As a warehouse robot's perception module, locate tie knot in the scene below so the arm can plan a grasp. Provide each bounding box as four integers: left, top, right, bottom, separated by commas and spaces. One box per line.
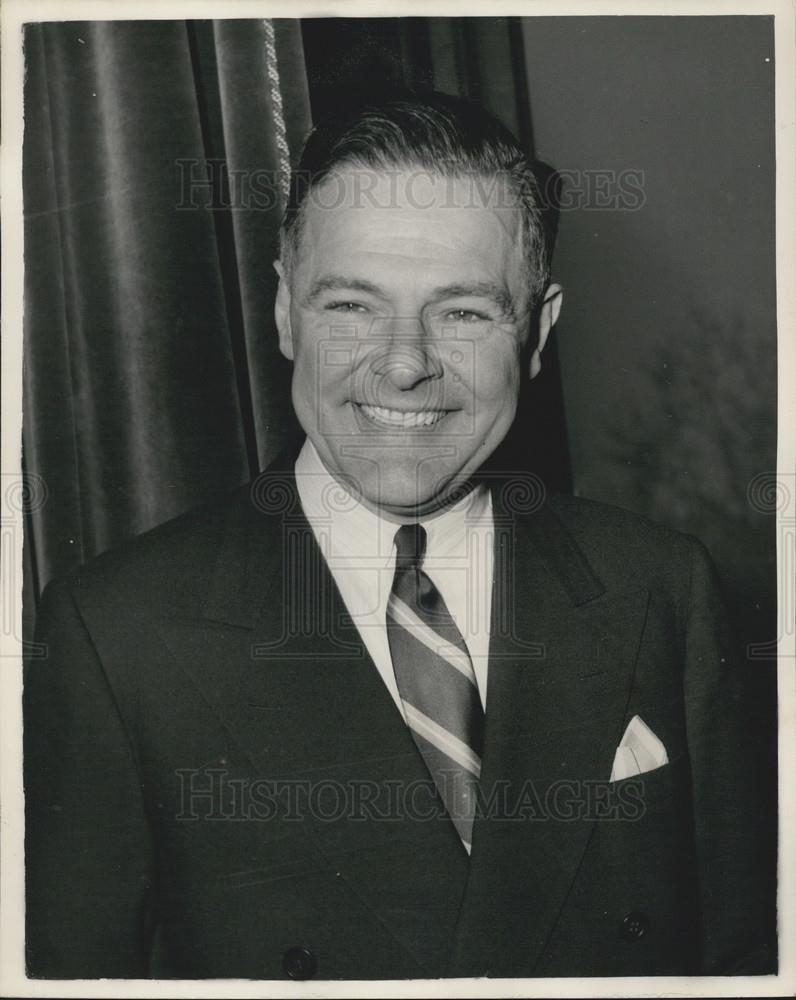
394, 523, 427, 571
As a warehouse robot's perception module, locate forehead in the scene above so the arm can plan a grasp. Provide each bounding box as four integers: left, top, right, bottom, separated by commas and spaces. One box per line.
294, 167, 525, 285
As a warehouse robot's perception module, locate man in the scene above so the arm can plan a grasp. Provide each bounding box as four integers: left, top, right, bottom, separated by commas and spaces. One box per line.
24, 92, 775, 980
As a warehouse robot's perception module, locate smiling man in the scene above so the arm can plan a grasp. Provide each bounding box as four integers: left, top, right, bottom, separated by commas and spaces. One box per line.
274, 143, 561, 519
24, 92, 775, 981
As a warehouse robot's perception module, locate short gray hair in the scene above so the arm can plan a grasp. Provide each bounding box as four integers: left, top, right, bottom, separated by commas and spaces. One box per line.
279, 91, 558, 311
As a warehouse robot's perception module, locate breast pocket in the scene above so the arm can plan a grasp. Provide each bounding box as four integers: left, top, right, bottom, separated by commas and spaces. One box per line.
607, 752, 691, 817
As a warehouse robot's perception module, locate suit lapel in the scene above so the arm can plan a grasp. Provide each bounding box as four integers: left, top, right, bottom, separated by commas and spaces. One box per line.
448, 488, 649, 977
156, 454, 469, 976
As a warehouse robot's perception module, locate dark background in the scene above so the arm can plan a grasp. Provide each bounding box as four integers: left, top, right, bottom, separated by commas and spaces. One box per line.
22, 13, 777, 862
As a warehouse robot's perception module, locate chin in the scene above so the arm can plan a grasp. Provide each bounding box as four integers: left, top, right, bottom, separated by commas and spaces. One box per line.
369, 471, 467, 517
360, 484, 426, 514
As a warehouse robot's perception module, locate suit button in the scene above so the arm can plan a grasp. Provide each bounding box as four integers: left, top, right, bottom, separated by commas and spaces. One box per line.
282, 945, 317, 980
620, 911, 650, 941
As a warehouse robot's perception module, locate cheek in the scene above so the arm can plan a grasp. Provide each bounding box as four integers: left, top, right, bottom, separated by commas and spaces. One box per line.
472, 339, 522, 410
290, 313, 332, 384
290, 317, 359, 423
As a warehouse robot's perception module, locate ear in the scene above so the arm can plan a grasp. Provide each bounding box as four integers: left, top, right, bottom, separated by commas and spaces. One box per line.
529, 282, 563, 379
273, 259, 294, 361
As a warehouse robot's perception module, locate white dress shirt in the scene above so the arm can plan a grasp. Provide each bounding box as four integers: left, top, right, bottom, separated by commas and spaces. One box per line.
294, 438, 494, 713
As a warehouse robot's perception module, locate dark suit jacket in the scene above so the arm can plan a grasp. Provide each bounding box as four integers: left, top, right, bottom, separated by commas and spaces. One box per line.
23, 450, 776, 979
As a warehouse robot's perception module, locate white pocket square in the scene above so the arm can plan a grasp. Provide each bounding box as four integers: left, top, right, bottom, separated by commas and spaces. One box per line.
610, 715, 669, 781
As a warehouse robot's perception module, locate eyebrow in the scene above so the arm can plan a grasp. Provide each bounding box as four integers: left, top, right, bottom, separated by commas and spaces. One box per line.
304, 275, 518, 321
429, 282, 517, 322
303, 276, 389, 306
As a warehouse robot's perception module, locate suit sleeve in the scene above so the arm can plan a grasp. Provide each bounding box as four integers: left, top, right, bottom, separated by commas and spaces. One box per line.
24, 578, 155, 978
683, 537, 777, 975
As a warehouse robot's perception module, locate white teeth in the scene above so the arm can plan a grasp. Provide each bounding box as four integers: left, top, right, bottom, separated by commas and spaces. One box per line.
359, 404, 446, 428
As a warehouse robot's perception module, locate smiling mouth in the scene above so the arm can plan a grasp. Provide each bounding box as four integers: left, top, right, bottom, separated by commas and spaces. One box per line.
356, 403, 449, 429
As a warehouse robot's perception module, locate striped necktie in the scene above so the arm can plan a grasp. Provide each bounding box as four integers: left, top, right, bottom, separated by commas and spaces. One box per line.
386, 523, 485, 852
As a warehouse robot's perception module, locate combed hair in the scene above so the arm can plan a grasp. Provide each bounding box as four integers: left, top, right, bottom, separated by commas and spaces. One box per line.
280, 91, 557, 310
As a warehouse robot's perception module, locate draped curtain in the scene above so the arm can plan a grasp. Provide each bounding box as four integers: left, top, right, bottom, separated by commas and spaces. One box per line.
22, 16, 570, 638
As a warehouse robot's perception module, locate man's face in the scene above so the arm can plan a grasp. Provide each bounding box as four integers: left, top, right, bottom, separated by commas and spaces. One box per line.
275, 167, 557, 519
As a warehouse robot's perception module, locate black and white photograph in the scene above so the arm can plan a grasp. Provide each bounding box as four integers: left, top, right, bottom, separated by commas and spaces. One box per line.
2, 1, 793, 995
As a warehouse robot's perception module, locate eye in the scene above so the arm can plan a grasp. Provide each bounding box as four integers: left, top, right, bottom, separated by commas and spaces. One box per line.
327, 301, 369, 314
444, 309, 490, 323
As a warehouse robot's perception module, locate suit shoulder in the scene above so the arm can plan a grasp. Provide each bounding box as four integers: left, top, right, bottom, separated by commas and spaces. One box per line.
543, 491, 703, 581
45, 484, 253, 611
545, 491, 691, 542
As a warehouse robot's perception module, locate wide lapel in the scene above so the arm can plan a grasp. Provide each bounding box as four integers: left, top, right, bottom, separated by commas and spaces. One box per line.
448, 482, 650, 977
156, 450, 470, 976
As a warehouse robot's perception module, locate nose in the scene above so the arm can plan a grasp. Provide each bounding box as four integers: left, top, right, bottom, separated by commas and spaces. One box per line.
367, 319, 442, 393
